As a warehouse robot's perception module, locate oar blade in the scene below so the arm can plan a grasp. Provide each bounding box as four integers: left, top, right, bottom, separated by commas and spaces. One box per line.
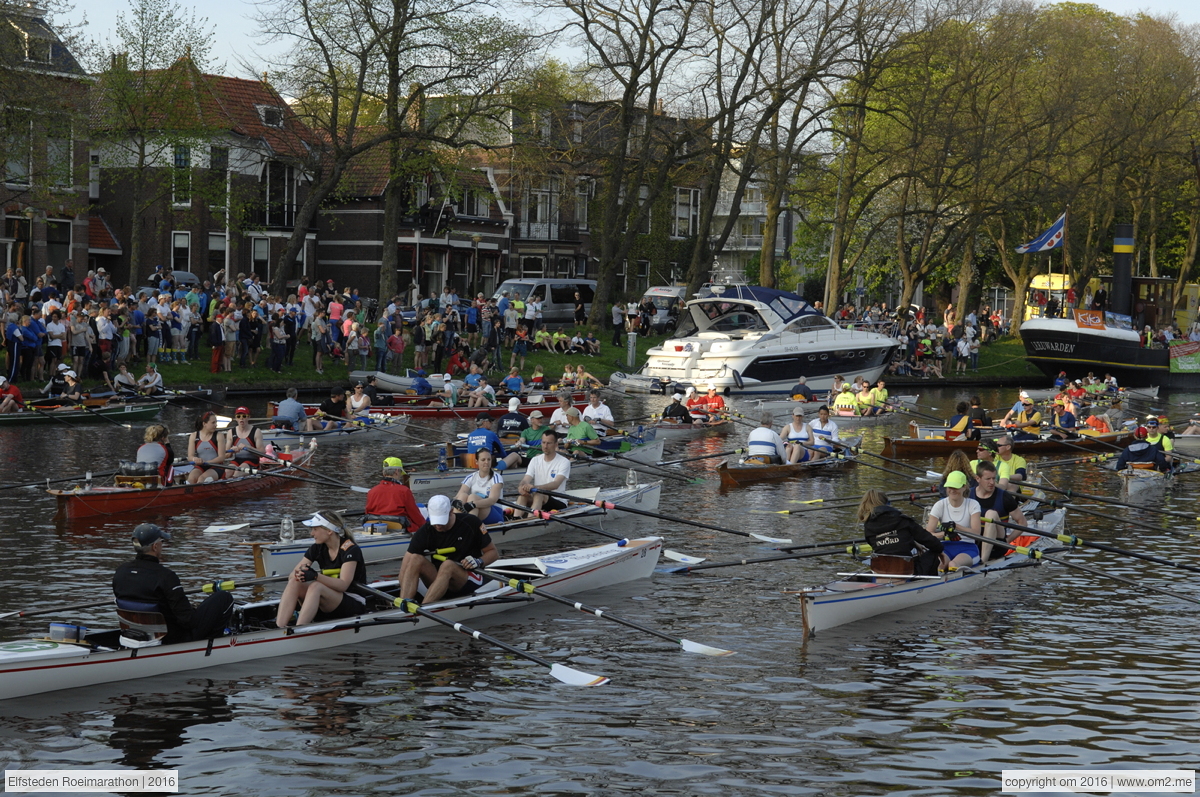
750, 533, 793, 544
549, 663, 610, 686
680, 638, 736, 657
350, 486, 370, 493
202, 523, 250, 534
663, 550, 705, 564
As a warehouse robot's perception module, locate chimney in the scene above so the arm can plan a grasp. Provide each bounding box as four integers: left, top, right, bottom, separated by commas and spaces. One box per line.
1110, 223, 1133, 316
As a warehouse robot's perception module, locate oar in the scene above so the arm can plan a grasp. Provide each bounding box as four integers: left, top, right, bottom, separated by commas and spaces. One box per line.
473, 567, 734, 656
356, 583, 610, 686
1042, 432, 1125, 455
978, 516, 1200, 575
1007, 480, 1200, 521
948, 527, 1200, 606
0, 468, 121, 491
163, 387, 226, 407
208, 463, 370, 493
495, 499, 704, 565
1034, 453, 1118, 469
784, 487, 942, 511
531, 487, 794, 544
827, 439, 925, 473
247, 447, 369, 491
76, 403, 135, 429
658, 448, 747, 466
659, 543, 873, 574
337, 414, 437, 444
202, 509, 366, 535
25, 404, 80, 427
570, 451, 695, 484
608, 450, 702, 482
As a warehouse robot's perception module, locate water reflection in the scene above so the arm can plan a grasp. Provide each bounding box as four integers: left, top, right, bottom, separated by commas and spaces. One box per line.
106, 684, 233, 768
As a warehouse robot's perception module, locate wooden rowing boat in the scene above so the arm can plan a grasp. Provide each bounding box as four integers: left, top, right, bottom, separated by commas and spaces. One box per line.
716, 437, 863, 487
247, 481, 663, 577
797, 498, 1066, 637
0, 401, 167, 427
882, 429, 1129, 458
649, 418, 733, 436
0, 536, 663, 699
49, 448, 318, 520
261, 413, 412, 447
268, 395, 588, 421
407, 437, 665, 494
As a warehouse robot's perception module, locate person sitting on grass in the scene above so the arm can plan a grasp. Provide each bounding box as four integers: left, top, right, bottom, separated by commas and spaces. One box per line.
534, 326, 553, 351
568, 331, 586, 354
584, 330, 600, 355
551, 328, 571, 353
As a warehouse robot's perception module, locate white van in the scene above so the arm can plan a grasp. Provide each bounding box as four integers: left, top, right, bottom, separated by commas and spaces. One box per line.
492, 279, 597, 326
638, 286, 688, 333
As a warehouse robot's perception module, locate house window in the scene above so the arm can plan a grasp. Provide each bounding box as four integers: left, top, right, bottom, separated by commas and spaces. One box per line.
172, 145, 191, 206
89, 153, 100, 199
463, 189, 489, 218
556, 256, 572, 277
258, 106, 284, 128
636, 259, 650, 293
521, 256, 545, 278
421, 250, 446, 297
23, 33, 51, 63
636, 185, 650, 235
210, 146, 229, 172
4, 110, 31, 186
4, 217, 31, 271
208, 232, 227, 274
537, 110, 552, 142
172, 232, 190, 270
673, 187, 700, 238
575, 179, 591, 229
261, 161, 295, 227
570, 105, 584, 144
45, 221, 71, 271
252, 237, 270, 277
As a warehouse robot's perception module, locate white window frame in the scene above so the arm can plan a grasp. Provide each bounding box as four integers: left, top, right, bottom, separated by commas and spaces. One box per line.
172, 145, 191, 207
172, 231, 191, 271
4, 110, 32, 187
88, 152, 100, 200
252, 237, 270, 280
673, 187, 700, 238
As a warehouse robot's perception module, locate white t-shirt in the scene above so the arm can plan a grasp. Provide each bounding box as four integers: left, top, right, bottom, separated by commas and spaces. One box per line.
747, 427, 787, 460
549, 406, 572, 433
461, 470, 503, 500
581, 402, 614, 435
45, 320, 66, 348
929, 497, 981, 528
526, 453, 571, 491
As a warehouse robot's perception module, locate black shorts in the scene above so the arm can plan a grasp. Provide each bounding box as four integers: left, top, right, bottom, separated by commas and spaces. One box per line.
466, 323, 478, 333
316, 591, 367, 620
71, 346, 87, 357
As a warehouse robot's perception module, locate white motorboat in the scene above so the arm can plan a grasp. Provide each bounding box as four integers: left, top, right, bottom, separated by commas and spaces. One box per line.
0, 537, 664, 699
608, 285, 900, 395
261, 412, 412, 447
250, 481, 664, 576
349, 369, 462, 394
1020, 384, 1159, 402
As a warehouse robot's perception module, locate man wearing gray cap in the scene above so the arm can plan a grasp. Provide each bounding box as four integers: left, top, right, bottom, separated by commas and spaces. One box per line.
112, 524, 234, 644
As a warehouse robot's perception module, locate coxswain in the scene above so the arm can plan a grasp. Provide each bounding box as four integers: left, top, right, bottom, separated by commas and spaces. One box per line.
809, 405, 840, 460
967, 395, 991, 435
496, 396, 531, 439
1006, 396, 1042, 441
135, 423, 176, 484
1115, 426, 1167, 472
859, 489, 949, 577
0, 375, 24, 413
1046, 398, 1077, 439
661, 392, 693, 424
347, 382, 372, 417
274, 387, 307, 431
364, 457, 425, 529
946, 401, 972, 441
398, 495, 499, 605
136, 362, 164, 396
747, 411, 788, 464
306, 388, 348, 432
1143, 416, 1174, 468
113, 523, 234, 644
58, 370, 84, 403
833, 384, 859, 415
994, 434, 1027, 490
467, 413, 522, 470
225, 407, 265, 467
788, 376, 814, 402
453, 448, 507, 524
580, 389, 617, 436
969, 460, 1027, 562
43, 362, 70, 397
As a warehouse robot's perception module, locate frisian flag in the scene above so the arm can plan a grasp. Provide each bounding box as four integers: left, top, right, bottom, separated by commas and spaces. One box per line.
1015, 212, 1066, 253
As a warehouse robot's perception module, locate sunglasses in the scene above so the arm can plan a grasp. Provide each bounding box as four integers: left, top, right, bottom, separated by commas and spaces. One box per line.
235, 413, 249, 419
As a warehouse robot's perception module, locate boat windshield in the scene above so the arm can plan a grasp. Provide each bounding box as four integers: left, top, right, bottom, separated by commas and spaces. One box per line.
682, 300, 771, 335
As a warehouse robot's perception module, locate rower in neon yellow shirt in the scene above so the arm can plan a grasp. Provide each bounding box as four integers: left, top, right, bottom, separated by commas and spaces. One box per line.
833, 384, 859, 414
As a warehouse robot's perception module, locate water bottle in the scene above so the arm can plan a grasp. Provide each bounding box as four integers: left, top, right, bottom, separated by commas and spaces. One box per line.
438, 447, 448, 472
264, 442, 276, 459
635, 425, 644, 446
626, 467, 637, 489
279, 517, 294, 543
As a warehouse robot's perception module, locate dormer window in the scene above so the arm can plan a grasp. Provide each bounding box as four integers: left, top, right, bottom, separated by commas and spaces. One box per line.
257, 105, 284, 128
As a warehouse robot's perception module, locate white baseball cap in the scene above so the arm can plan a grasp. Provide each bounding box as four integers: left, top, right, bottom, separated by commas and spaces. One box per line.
1019, 391, 1030, 399
302, 511, 338, 528
443, 374, 452, 382
685, 386, 696, 396
427, 495, 452, 525
57, 363, 70, 371
672, 393, 683, 401
508, 397, 520, 410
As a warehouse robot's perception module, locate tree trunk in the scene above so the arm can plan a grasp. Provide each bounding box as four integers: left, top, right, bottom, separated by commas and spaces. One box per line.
758, 190, 781, 288
271, 162, 345, 298
954, 232, 974, 325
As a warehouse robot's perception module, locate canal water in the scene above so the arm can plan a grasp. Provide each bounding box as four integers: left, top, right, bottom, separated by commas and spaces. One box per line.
0, 386, 1196, 796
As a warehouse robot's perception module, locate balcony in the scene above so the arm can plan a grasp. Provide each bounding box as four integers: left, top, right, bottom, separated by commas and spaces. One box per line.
514, 221, 580, 242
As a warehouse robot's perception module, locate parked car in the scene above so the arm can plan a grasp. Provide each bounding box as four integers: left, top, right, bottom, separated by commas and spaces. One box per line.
638, 286, 688, 333
133, 270, 200, 300
492, 278, 597, 326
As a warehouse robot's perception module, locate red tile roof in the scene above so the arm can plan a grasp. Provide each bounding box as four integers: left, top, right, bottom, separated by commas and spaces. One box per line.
88, 215, 121, 254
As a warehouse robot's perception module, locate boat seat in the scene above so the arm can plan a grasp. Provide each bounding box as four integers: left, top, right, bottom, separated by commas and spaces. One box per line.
870, 555, 915, 576
115, 599, 167, 648
1129, 461, 1158, 469
744, 455, 774, 465
115, 475, 160, 488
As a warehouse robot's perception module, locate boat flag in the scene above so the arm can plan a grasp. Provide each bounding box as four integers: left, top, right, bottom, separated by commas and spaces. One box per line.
1016, 212, 1066, 253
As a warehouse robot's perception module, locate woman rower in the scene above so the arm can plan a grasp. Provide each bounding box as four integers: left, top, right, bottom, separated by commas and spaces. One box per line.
859, 489, 949, 577
941, 449, 977, 494
59, 369, 84, 404
574, 364, 601, 389
186, 410, 227, 483
135, 424, 176, 484
781, 406, 814, 464
925, 471, 983, 568
347, 381, 372, 417
274, 510, 367, 627
453, 448, 506, 524
225, 406, 264, 468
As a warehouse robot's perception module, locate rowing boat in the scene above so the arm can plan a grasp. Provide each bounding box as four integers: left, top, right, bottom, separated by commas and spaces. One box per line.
1021, 385, 1159, 401
882, 429, 1129, 458
407, 438, 665, 494
716, 436, 863, 487
27, 388, 214, 408
0, 536, 663, 700
648, 418, 733, 436
750, 394, 919, 416
797, 498, 1066, 637
247, 480, 663, 577
268, 395, 588, 421
49, 448, 318, 520
261, 413, 412, 447
0, 401, 166, 427
1100, 460, 1200, 494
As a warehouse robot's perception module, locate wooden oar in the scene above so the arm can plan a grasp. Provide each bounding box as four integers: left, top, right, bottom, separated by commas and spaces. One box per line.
0, 468, 121, 491
473, 567, 734, 656
76, 402, 135, 429
658, 448, 747, 467
978, 516, 1200, 575
495, 499, 704, 565
659, 543, 873, 574
948, 527, 1200, 606
356, 583, 610, 686
532, 487, 794, 544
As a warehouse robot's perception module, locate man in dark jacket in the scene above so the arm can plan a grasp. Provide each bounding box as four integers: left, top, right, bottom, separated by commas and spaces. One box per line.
112, 524, 233, 644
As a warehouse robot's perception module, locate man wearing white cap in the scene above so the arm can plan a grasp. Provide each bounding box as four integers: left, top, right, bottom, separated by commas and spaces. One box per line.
497, 396, 530, 437
697, 382, 726, 417
661, 392, 692, 424
438, 373, 459, 407
0, 375, 24, 413
398, 494, 498, 605
43, 362, 71, 397
1001, 391, 1031, 426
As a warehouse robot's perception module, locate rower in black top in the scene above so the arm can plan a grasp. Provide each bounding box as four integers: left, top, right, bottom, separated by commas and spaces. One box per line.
398, 495, 499, 605
661, 393, 693, 424
968, 460, 1027, 561
112, 523, 233, 644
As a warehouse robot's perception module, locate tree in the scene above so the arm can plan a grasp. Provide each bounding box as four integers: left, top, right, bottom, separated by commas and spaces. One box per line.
90, 0, 220, 284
